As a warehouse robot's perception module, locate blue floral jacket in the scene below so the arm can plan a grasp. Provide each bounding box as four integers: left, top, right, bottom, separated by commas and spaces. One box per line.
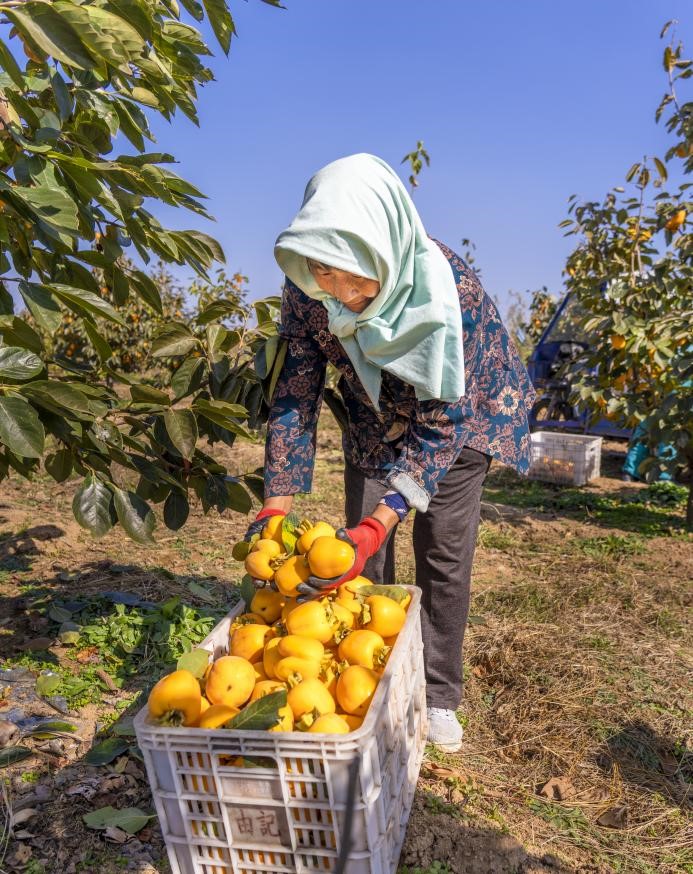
264, 240, 535, 512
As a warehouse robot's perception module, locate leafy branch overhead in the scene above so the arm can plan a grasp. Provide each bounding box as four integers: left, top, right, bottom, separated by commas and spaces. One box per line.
401, 140, 430, 192
0, 0, 284, 540
560, 22, 692, 526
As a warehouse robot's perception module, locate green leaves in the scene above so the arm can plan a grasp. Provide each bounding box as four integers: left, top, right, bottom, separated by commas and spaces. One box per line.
83, 805, 152, 835
52, 285, 125, 326
226, 690, 287, 731
164, 491, 190, 531
0, 395, 45, 457
202, 0, 236, 54
164, 408, 198, 460
72, 476, 114, 537
113, 487, 156, 544
0, 347, 43, 381
84, 737, 130, 766
0, 0, 284, 543
151, 323, 198, 357
176, 648, 210, 678
0, 746, 33, 768
5, 2, 95, 70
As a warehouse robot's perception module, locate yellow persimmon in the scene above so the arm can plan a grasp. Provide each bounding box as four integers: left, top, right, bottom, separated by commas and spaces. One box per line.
250, 679, 286, 703
274, 554, 311, 598
205, 656, 255, 708
244, 550, 274, 581
336, 666, 379, 717
250, 588, 284, 623
262, 515, 285, 546
196, 703, 239, 729
296, 521, 336, 555
251, 538, 282, 557
308, 713, 350, 734
285, 600, 336, 644
362, 595, 406, 638
263, 636, 284, 680
229, 623, 273, 663
278, 635, 325, 662
307, 537, 354, 579
148, 669, 201, 727
287, 678, 336, 720
338, 630, 389, 669
275, 656, 322, 685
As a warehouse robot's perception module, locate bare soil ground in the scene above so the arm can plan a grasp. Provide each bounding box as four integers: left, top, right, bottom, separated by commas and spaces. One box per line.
0, 417, 691, 874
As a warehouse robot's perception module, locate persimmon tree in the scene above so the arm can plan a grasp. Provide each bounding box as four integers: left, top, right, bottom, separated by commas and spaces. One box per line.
0, 0, 285, 542
560, 23, 692, 527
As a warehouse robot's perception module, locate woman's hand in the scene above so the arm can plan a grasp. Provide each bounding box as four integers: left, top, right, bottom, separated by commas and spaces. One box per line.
297, 517, 387, 599
243, 497, 293, 541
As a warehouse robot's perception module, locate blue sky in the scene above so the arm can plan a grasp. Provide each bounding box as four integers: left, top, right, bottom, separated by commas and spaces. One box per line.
149, 0, 692, 316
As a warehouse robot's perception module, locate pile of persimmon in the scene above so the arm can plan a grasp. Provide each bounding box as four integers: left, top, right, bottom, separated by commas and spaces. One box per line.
147, 570, 410, 735
233, 516, 364, 598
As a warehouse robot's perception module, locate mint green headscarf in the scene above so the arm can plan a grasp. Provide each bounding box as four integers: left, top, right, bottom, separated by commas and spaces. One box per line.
274, 153, 465, 409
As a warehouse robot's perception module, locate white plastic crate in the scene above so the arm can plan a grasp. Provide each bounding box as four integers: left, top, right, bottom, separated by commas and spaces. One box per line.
134, 587, 426, 874
528, 431, 603, 486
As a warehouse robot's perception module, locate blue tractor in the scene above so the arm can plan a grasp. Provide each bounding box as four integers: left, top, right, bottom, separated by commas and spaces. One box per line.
526, 292, 632, 440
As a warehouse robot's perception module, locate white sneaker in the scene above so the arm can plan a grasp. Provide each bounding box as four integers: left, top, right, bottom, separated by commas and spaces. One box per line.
426, 707, 463, 752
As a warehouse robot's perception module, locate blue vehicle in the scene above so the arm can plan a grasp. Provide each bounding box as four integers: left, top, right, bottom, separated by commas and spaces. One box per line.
526, 292, 632, 440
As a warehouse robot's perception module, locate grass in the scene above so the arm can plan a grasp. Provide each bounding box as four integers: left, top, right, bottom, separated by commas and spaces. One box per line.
482, 471, 688, 537
399, 864, 453, 874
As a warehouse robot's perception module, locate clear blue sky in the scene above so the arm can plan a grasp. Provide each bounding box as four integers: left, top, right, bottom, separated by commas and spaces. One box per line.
148, 0, 691, 316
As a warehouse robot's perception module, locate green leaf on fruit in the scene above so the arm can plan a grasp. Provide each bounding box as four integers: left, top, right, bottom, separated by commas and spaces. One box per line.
240, 575, 256, 609
176, 648, 210, 678
225, 690, 287, 731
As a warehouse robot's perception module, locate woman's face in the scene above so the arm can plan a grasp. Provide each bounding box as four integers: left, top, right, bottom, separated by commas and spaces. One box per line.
306, 258, 381, 313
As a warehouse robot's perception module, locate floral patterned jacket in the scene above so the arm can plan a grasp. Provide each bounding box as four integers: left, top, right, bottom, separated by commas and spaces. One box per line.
264, 240, 535, 512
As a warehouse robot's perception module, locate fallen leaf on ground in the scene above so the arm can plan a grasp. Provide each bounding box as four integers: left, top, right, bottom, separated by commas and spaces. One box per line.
84, 737, 130, 766
597, 805, 628, 829
0, 745, 33, 767
104, 825, 129, 843
0, 718, 20, 748
422, 762, 460, 779
538, 776, 575, 802
9, 843, 32, 865
83, 805, 152, 834
12, 807, 38, 826
20, 637, 54, 652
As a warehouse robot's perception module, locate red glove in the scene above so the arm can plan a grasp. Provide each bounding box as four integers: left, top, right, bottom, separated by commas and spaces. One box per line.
244, 507, 286, 542
298, 517, 387, 599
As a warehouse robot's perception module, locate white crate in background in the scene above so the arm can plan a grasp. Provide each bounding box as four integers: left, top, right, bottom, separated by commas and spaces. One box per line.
528, 431, 603, 486
135, 587, 426, 874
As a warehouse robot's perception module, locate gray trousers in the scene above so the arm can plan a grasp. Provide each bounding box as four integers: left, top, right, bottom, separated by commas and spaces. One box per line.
344, 447, 491, 709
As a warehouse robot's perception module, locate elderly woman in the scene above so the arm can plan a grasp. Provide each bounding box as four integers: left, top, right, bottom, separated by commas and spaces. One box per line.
248, 154, 534, 751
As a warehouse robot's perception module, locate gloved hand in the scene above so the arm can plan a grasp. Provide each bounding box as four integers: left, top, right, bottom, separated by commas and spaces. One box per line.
297, 517, 387, 600
244, 507, 286, 542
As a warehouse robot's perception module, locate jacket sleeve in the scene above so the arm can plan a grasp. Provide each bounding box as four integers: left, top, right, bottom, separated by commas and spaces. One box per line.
384, 398, 473, 512
263, 281, 327, 497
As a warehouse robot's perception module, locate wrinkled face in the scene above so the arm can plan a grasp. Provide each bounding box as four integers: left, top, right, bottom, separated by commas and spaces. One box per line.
306, 258, 381, 313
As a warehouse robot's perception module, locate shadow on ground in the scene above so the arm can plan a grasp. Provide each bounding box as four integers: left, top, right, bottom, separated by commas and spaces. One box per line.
400, 791, 572, 873
599, 719, 693, 813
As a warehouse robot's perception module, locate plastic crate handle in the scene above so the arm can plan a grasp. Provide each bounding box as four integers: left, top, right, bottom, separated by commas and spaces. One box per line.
334, 753, 361, 874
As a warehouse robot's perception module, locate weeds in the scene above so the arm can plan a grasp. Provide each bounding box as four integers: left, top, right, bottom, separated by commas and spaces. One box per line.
423, 791, 461, 818
476, 523, 519, 551
399, 864, 452, 874
575, 533, 646, 558
526, 798, 590, 841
